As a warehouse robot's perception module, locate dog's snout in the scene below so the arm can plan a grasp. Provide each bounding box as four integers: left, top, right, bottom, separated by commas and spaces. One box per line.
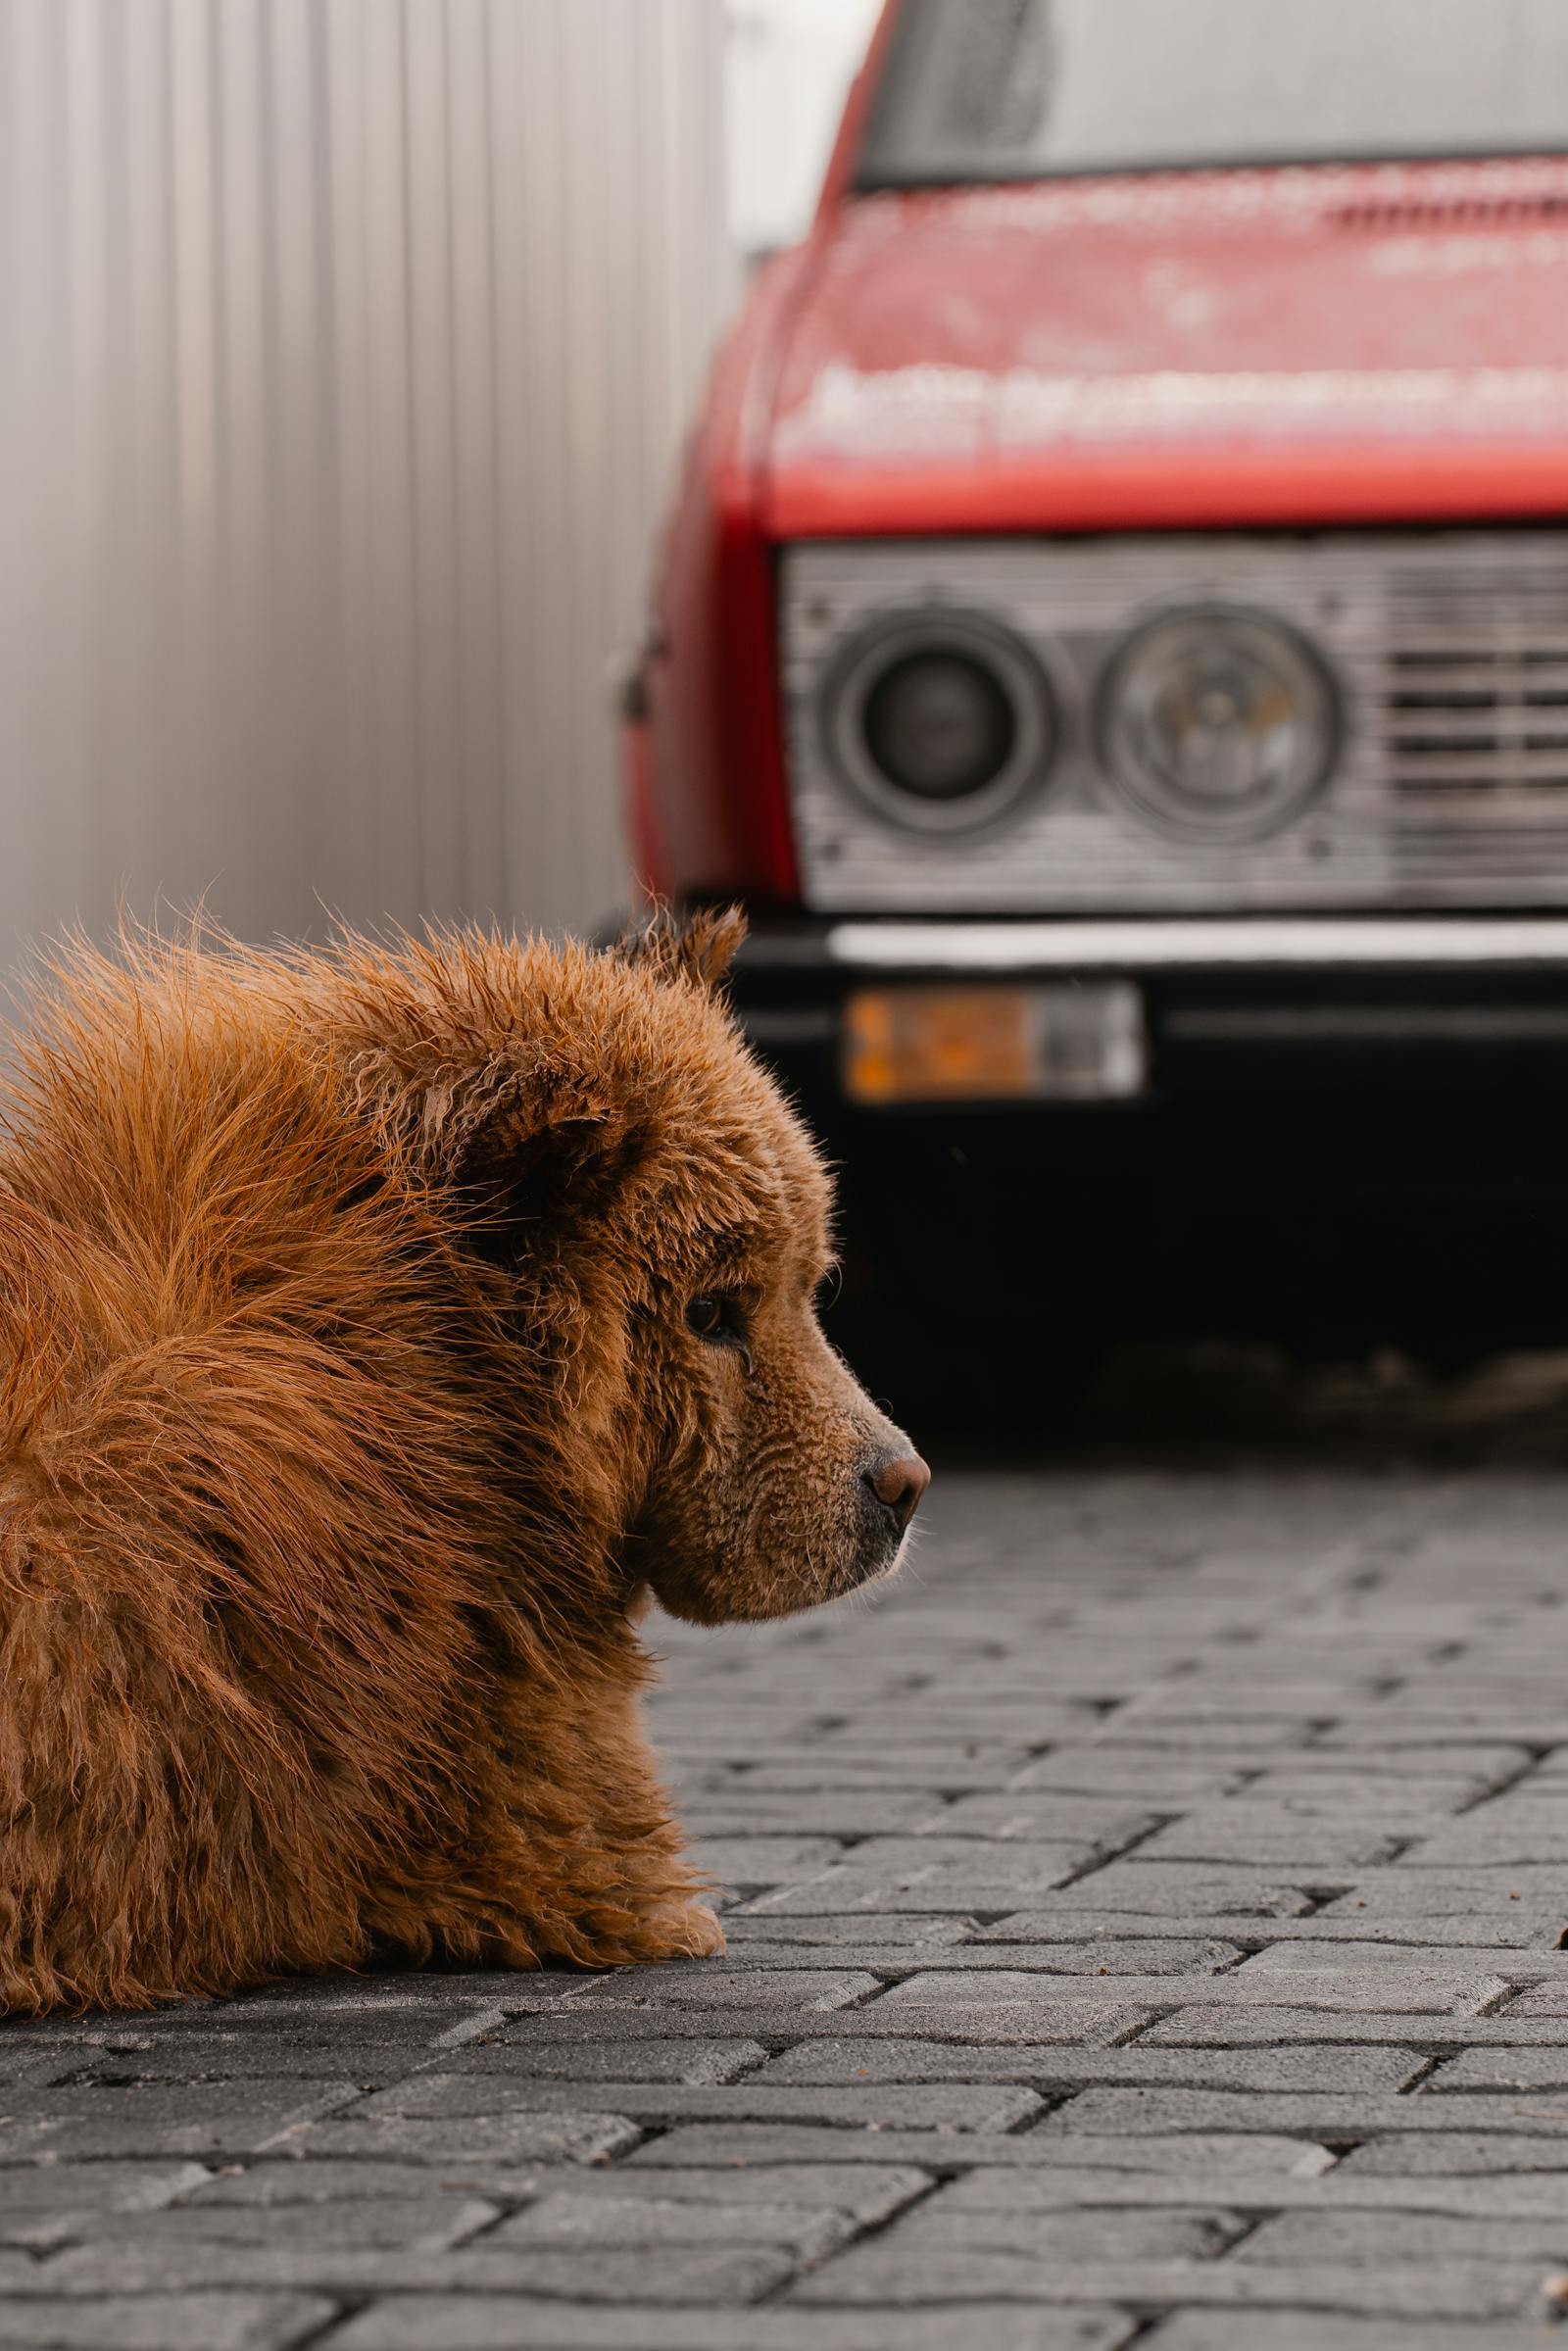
862, 1450, 931, 1537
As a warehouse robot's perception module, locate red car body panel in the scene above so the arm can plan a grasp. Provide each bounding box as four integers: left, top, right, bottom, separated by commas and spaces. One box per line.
635, 250, 808, 904
767, 163, 1568, 541
635, 0, 1568, 906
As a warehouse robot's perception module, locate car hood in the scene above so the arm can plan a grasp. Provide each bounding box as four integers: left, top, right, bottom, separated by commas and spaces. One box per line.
764, 160, 1568, 534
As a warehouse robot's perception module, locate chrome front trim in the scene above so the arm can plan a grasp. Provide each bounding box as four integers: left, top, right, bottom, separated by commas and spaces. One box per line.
825, 918, 1568, 970
782, 532, 1568, 914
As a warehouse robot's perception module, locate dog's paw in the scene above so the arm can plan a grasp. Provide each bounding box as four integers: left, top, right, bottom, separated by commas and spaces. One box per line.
636, 1900, 727, 1961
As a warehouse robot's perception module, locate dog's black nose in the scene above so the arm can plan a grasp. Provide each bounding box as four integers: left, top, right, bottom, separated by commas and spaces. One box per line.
862, 1451, 931, 1537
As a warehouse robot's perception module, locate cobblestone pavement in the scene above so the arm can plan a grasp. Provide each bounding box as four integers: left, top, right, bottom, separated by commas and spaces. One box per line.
7, 1460, 1568, 2347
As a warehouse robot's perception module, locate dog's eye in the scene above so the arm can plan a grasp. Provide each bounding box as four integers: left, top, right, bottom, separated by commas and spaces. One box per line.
687, 1295, 748, 1352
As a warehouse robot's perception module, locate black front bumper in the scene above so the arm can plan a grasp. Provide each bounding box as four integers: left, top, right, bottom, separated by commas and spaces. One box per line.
728, 913, 1568, 1351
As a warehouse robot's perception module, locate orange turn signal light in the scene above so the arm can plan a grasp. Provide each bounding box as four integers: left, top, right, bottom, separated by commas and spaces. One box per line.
842, 984, 1146, 1106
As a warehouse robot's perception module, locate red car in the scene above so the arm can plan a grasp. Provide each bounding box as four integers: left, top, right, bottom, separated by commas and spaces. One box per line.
625, 0, 1568, 1377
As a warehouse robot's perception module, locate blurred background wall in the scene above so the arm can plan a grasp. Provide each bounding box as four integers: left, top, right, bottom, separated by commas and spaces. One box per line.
727, 0, 880, 259
0, 0, 747, 971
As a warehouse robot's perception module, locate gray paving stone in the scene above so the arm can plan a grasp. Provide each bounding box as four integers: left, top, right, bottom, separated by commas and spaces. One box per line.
564, 1969, 880, 2011
880, 1938, 1250, 1975
435, 2037, 765, 2083
882, 2200, 1242, 2257
31, 2240, 796, 2301
232, 1981, 574, 2018
625, 2127, 1335, 2174
680, 1797, 938, 1837
693, 1939, 985, 1971
1385, 1819, 1568, 1868
0, 2161, 211, 2211
59, 2195, 497, 2250
908, 1797, 1164, 1843
1141, 2006, 1568, 2047
185, 2161, 546, 2204
1503, 1982, 1568, 2016
1289, 1868, 1568, 1913
1243, 1766, 1511, 1805
289, 2111, 640, 2165
1337, 2132, 1568, 2172
827, 1834, 1100, 1871
1147, 2322, 1538, 2350
979, 1908, 1568, 1947
1235, 2209, 1568, 2262
735, 1753, 1034, 1792
687, 1837, 852, 1886
719, 1913, 974, 1947
1043, 1867, 1319, 1916
488, 2190, 856, 2257
37, 2039, 489, 2086
1427, 2047, 1568, 2092
1234, 1938, 1554, 1979
787, 2248, 1543, 2316
474, 1997, 1152, 2045
917, 2162, 1568, 2220
744, 1858, 1093, 1914
1007, 1756, 1241, 1799
0, 2082, 358, 2161
16, 2008, 505, 2059
1139, 1745, 1531, 1784
1321, 1713, 1568, 1744
322, 2299, 1141, 2349
872, 1966, 1509, 2015
0, 2298, 336, 2349
1135, 1814, 1404, 1868
1085, 1733, 1315, 1760
0, 2050, 97, 2090
535, 2163, 932, 2219
1046, 2087, 1568, 2134
750, 2040, 1427, 2095
350, 2072, 1045, 2132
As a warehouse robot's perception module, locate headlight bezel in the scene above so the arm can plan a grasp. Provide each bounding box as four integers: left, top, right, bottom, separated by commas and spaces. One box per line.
817, 608, 1062, 840
1096, 602, 1344, 848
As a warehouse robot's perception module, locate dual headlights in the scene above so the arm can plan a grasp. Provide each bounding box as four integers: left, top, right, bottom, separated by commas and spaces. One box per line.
820, 604, 1340, 846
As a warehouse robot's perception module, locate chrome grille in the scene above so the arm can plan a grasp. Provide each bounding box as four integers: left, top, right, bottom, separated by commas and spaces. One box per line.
782, 532, 1568, 914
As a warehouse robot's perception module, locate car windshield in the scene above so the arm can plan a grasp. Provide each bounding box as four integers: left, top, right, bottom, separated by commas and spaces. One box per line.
859, 0, 1568, 184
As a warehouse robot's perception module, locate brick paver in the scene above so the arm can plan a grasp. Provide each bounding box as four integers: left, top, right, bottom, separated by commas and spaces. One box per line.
5, 1460, 1568, 2346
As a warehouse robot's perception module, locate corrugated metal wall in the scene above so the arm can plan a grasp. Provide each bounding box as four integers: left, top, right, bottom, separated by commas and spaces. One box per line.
0, 0, 737, 977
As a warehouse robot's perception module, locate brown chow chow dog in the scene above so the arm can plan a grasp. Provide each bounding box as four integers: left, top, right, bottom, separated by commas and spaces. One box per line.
0, 911, 927, 2014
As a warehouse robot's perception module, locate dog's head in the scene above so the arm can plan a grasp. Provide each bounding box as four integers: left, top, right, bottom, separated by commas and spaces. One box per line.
320, 910, 927, 1625
609, 909, 929, 1624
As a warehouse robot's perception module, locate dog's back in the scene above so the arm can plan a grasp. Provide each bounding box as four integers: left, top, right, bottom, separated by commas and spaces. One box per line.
0, 946, 525, 2010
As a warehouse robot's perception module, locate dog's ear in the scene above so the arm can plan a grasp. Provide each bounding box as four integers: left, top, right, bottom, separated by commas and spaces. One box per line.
309, 929, 664, 1216
311, 943, 622, 1198
362, 1046, 631, 1200
614, 905, 746, 997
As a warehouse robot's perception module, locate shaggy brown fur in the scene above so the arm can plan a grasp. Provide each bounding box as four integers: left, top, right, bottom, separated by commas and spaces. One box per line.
0, 912, 926, 2015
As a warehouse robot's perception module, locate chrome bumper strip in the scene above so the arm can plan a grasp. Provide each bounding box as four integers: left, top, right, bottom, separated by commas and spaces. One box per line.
825, 919, 1568, 972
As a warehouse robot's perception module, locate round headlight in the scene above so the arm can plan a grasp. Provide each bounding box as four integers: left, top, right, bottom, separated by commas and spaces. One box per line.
821, 612, 1058, 836
1098, 607, 1340, 845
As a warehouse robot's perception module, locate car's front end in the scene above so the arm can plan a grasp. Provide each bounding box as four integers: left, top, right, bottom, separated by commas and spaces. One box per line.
627, 0, 1568, 1364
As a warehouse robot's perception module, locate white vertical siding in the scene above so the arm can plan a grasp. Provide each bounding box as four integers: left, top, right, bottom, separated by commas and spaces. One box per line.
0, 0, 737, 977
727, 0, 881, 256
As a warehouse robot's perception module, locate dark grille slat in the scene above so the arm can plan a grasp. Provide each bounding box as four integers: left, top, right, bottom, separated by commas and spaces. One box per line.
1382, 579, 1568, 851
1388, 714, 1568, 745
1388, 753, 1568, 781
